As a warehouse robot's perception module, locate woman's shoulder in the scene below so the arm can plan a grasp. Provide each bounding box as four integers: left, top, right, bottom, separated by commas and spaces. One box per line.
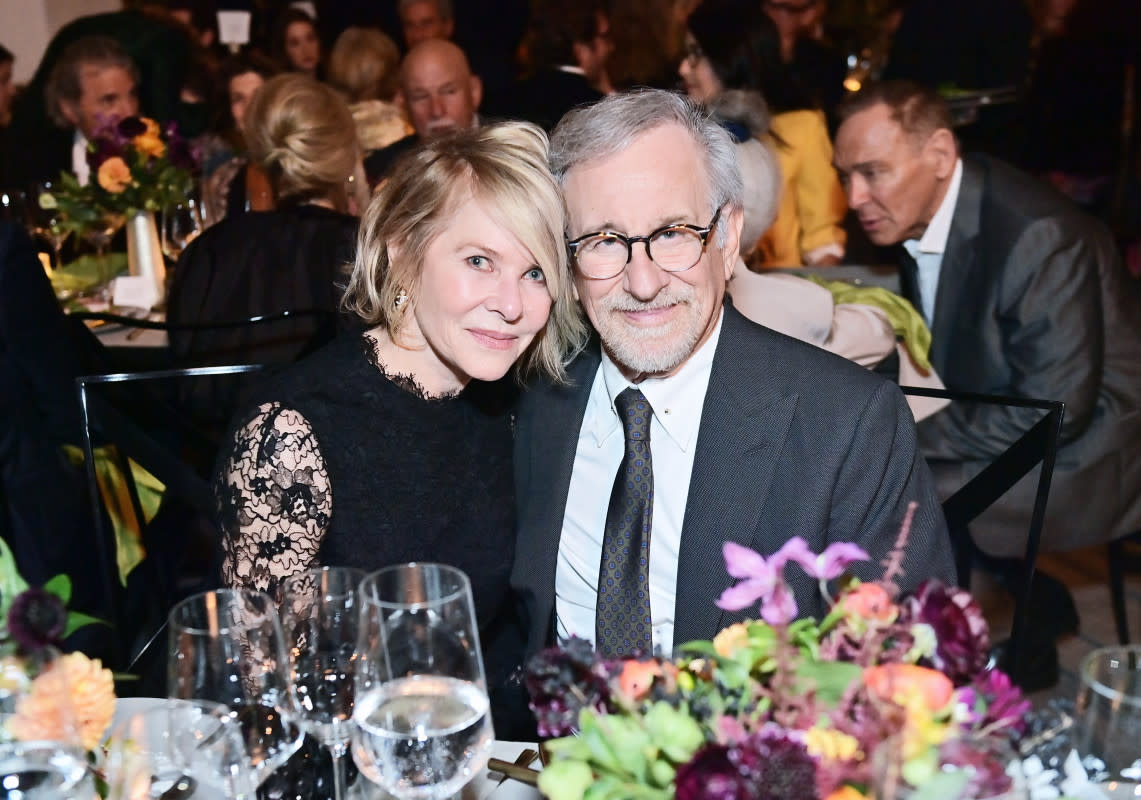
770, 109, 828, 136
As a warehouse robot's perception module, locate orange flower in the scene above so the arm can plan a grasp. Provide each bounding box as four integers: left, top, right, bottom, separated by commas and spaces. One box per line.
825, 787, 868, 800
6, 652, 116, 750
841, 583, 898, 622
864, 663, 954, 711
132, 118, 166, 159
712, 622, 750, 657
97, 156, 132, 193
616, 659, 669, 701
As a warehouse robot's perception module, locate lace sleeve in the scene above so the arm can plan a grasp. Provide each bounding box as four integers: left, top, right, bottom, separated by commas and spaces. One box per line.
217, 403, 333, 597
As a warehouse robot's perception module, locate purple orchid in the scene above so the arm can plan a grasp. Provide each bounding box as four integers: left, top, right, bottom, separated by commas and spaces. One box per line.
716, 542, 778, 613
781, 539, 870, 581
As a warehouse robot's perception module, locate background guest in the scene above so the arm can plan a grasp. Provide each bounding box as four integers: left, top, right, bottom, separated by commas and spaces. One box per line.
605, 0, 685, 90
398, 0, 454, 49
326, 26, 412, 155
682, 0, 846, 267
762, 0, 847, 125
271, 7, 322, 79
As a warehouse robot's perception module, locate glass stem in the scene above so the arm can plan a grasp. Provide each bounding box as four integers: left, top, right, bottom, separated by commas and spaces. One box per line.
329, 741, 348, 800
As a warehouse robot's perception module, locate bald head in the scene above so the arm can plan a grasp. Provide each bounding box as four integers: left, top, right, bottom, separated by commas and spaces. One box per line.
399, 40, 482, 139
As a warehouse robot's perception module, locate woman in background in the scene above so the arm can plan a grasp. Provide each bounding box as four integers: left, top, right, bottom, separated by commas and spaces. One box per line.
681, 0, 847, 267
326, 27, 412, 160
272, 8, 322, 78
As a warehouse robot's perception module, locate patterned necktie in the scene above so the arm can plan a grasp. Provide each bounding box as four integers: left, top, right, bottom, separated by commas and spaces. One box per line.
595, 387, 654, 657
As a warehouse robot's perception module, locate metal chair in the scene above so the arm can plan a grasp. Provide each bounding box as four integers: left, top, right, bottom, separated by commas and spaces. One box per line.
1108, 530, 1141, 643
899, 385, 1066, 683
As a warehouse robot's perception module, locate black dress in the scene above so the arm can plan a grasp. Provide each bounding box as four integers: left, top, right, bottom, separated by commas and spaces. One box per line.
215, 331, 517, 645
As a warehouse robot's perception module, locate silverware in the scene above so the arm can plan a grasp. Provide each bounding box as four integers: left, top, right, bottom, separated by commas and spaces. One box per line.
489, 748, 540, 786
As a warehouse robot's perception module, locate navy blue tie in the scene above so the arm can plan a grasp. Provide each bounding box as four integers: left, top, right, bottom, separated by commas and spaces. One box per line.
595, 388, 654, 656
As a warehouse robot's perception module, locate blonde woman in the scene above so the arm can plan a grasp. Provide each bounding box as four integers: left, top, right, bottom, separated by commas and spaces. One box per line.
326, 27, 412, 154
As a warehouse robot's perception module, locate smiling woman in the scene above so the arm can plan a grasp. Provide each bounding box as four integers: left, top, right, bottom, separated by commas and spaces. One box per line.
214, 121, 585, 733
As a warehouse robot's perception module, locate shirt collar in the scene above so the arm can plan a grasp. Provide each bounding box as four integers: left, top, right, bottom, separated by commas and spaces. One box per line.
586, 307, 724, 452
555, 65, 586, 76
905, 157, 963, 257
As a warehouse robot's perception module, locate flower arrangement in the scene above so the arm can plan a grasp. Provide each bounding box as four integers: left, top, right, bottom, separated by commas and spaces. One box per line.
526, 515, 1031, 800
0, 538, 116, 754
41, 115, 196, 228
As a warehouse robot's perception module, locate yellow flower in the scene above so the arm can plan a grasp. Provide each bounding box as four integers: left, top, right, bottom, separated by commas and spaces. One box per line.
6, 652, 116, 751
713, 622, 749, 657
97, 156, 132, 193
825, 787, 868, 800
804, 726, 862, 762
133, 132, 166, 159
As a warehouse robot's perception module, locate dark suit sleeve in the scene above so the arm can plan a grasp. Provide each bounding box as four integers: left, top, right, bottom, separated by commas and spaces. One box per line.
918, 216, 1104, 460
835, 381, 956, 591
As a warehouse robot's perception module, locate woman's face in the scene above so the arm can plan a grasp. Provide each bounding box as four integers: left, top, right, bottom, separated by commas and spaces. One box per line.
397, 194, 553, 395
678, 36, 722, 103
229, 71, 264, 131
284, 20, 321, 74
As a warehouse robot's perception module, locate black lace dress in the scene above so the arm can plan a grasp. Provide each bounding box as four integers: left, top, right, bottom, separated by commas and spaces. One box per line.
215, 330, 518, 639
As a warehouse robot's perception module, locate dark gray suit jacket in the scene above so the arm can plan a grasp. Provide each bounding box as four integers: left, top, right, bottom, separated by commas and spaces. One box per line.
907, 156, 1141, 555
511, 304, 955, 654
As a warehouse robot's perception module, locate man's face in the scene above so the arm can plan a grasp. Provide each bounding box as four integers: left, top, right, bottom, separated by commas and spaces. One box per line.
572, 13, 612, 87
61, 64, 139, 138
401, 49, 481, 138
833, 103, 951, 246
563, 123, 742, 381
400, 1, 453, 48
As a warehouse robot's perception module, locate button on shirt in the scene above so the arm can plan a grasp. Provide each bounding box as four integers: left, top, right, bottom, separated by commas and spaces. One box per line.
902, 158, 963, 326
555, 309, 723, 656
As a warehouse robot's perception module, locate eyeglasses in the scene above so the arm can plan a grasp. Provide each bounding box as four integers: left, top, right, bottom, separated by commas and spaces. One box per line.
567, 206, 723, 280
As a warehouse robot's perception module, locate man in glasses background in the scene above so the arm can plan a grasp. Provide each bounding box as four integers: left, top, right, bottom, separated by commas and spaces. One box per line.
510, 88, 954, 663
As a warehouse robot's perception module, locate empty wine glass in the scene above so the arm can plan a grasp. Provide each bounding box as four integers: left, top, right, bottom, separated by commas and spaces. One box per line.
279, 567, 366, 800
105, 699, 256, 799
161, 198, 203, 262
81, 209, 126, 302
352, 563, 494, 800
1075, 646, 1141, 783
28, 181, 71, 269
168, 589, 304, 788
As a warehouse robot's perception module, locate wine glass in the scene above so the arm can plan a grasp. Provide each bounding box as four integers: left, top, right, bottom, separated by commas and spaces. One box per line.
161, 198, 203, 262
279, 566, 366, 800
168, 588, 305, 788
28, 181, 72, 269
1075, 646, 1141, 784
352, 563, 494, 800
81, 209, 126, 302
105, 699, 256, 799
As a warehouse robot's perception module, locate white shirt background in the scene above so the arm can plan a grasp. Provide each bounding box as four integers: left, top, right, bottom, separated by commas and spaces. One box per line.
903, 157, 963, 326
554, 309, 723, 655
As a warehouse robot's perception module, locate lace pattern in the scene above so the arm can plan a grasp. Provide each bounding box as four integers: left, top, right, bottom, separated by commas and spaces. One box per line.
360, 332, 461, 401
218, 403, 333, 597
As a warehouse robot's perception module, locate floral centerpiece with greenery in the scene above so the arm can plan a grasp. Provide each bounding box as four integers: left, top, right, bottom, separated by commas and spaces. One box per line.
526, 508, 1033, 800
40, 115, 196, 230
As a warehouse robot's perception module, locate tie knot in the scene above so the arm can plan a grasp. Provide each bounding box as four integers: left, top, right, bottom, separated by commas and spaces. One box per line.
615, 387, 652, 442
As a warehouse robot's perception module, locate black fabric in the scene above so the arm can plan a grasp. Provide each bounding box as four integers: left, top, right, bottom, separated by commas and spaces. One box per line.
898, 248, 922, 319
363, 133, 420, 186
487, 68, 603, 133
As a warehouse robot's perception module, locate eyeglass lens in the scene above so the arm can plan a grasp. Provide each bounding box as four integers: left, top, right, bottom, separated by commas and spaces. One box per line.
576, 227, 705, 279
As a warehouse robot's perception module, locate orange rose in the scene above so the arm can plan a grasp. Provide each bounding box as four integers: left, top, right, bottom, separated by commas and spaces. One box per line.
97, 156, 132, 193
864, 663, 954, 711
841, 583, 898, 622
6, 652, 116, 751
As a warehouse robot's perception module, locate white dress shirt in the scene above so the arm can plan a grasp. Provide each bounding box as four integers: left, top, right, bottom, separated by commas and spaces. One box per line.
71, 131, 91, 186
555, 309, 724, 656
903, 158, 963, 326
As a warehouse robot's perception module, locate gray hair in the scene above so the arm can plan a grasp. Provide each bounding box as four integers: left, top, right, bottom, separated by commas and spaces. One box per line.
45, 36, 138, 128
398, 0, 453, 20
549, 88, 744, 245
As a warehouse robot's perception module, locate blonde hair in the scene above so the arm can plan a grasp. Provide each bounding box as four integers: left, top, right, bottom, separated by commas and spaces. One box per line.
342, 122, 586, 382
244, 74, 360, 211
327, 27, 402, 103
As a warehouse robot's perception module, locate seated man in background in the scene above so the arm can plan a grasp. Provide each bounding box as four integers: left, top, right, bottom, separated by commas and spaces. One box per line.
363, 38, 481, 183
832, 80, 1141, 622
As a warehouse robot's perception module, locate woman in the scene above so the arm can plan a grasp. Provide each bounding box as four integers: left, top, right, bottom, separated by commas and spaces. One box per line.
681, 0, 846, 267
272, 8, 322, 78
214, 121, 584, 659
326, 27, 412, 156
167, 74, 368, 424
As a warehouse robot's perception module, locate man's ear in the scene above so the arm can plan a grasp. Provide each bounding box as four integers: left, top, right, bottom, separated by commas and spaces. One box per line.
925, 128, 957, 180
469, 75, 483, 112
718, 204, 745, 281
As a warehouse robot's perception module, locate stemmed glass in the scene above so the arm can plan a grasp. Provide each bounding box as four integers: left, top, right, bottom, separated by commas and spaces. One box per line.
352, 563, 494, 800
81, 209, 126, 301
104, 699, 256, 799
168, 589, 305, 788
28, 181, 71, 270
161, 198, 203, 262
279, 567, 366, 800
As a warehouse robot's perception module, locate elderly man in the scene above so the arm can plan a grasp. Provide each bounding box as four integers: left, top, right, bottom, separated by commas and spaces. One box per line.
832, 80, 1141, 560
398, 0, 454, 49
511, 89, 953, 659
363, 39, 480, 182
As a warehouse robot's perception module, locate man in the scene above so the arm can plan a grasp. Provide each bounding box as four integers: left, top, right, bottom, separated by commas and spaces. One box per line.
488, 0, 609, 132
363, 39, 480, 182
512, 89, 954, 658
398, 0, 454, 49
832, 80, 1141, 560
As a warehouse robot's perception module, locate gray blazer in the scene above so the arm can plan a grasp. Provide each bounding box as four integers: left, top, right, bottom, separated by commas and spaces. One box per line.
511, 304, 955, 654
909, 156, 1141, 555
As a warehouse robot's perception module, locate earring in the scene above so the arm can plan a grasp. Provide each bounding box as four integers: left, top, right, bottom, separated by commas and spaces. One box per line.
394, 288, 409, 310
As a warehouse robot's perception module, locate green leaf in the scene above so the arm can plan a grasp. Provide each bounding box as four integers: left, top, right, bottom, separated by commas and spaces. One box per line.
63, 611, 109, 638
538, 760, 595, 800
577, 712, 624, 775
43, 574, 72, 604
644, 702, 704, 764
793, 659, 862, 706
0, 537, 30, 621
908, 768, 969, 800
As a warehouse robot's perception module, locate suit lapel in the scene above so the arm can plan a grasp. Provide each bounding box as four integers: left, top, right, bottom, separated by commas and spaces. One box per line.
673, 307, 798, 645
930, 158, 985, 372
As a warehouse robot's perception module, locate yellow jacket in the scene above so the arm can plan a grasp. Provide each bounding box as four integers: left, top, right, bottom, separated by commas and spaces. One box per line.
753, 110, 847, 267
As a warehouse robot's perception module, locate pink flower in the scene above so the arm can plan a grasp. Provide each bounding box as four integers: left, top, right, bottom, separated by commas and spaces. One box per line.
900, 580, 990, 684
716, 542, 778, 612
782, 539, 870, 581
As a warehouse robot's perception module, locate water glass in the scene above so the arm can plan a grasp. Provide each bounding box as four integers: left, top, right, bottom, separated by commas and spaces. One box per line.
352, 563, 494, 800
105, 699, 255, 799
168, 588, 304, 787
1076, 646, 1141, 780
280, 566, 366, 800
162, 199, 203, 262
